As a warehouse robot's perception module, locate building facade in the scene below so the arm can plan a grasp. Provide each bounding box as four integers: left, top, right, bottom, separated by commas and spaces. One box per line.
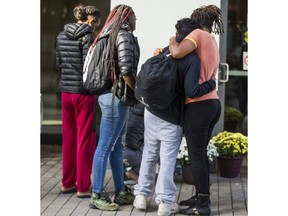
41, 0, 247, 143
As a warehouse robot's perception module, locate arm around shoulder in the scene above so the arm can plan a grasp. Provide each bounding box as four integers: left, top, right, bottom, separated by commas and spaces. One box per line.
185, 79, 216, 98
169, 37, 196, 59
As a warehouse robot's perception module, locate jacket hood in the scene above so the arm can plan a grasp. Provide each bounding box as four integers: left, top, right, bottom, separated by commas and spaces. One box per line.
64, 23, 93, 40
99, 23, 132, 39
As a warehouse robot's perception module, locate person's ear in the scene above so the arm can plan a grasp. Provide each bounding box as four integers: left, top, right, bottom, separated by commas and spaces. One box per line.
89, 17, 101, 28
88, 18, 94, 26
94, 18, 101, 28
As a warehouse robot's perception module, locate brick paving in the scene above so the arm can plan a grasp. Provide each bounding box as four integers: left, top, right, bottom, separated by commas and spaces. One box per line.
41, 146, 247, 216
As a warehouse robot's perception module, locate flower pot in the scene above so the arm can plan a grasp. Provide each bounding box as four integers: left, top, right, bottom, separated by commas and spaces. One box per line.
216, 156, 244, 178
181, 163, 194, 185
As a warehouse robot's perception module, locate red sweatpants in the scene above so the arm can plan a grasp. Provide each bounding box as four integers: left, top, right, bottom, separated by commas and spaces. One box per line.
61, 92, 96, 192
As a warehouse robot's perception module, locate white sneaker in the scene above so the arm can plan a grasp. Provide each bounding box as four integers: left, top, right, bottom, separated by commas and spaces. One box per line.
157, 201, 179, 216
133, 194, 147, 210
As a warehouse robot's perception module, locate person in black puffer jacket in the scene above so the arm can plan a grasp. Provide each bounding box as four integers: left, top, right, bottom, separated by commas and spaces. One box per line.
89, 4, 140, 211
123, 103, 145, 181
55, 4, 101, 199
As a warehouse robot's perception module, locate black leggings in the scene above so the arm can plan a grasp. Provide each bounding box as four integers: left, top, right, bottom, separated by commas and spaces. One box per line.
184, 99, 221, 194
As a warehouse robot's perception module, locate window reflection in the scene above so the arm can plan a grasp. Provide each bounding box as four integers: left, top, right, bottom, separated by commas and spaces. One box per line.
226, 0, 248, 71
225, 0, 248, 135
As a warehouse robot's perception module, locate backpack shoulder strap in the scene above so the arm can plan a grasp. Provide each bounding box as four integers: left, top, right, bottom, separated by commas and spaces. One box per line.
161, 46, 170, 55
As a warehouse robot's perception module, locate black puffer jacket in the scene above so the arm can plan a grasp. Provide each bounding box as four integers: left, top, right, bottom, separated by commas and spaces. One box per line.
125, 103, 145, 150
97, 23, 140, 78
115, 25, 140, 77
56, 23, 94, 94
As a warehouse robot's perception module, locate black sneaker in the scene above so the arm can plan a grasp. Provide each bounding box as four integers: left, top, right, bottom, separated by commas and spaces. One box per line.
89, 192, 119, 211
179, 194, 211, 206
179, 195, 197, 206
114, 186, 135, 205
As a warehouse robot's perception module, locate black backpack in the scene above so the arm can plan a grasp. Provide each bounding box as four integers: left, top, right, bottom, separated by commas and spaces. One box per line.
135, 47, 179, 111
83, 31, 138, 107
83, 34, 114, 95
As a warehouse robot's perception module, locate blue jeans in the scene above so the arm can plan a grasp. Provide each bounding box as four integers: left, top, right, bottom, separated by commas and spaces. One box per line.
133, 109, 183, 204
91, 92, 128, 193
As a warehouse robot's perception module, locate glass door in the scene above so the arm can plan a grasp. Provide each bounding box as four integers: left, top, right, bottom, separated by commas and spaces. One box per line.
225, 0, 248, 135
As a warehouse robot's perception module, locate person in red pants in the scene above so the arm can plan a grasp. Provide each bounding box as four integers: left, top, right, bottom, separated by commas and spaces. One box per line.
55, 4, 101, 198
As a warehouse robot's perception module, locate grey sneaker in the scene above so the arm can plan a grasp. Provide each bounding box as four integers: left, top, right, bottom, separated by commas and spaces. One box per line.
157, 201, 178, 216
133, 194, 147, 210
89, 192, 119, 211
114, 187, 135, 205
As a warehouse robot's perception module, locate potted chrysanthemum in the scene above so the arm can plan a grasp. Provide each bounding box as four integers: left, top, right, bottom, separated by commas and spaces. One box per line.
210, 131, 248, 178
177, 137, 190, 165
177, 137, 220, 184
177, 137, 194, 184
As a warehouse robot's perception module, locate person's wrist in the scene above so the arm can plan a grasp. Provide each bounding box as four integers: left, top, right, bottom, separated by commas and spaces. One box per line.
208, 79, 216, 88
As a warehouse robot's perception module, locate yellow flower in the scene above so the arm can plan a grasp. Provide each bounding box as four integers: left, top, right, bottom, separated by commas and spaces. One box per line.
212, 131, 248, 157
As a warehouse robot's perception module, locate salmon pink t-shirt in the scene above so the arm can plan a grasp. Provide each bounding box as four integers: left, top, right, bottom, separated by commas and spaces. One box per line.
184, 28, 219, 104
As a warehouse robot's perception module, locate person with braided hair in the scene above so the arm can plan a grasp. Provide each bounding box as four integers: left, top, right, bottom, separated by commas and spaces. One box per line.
56, 4, 101, 198
168, 5, 224, 215
89, 4, 140, 211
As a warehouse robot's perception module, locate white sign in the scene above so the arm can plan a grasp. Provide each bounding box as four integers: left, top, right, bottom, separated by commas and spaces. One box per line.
243, 51, 248, 70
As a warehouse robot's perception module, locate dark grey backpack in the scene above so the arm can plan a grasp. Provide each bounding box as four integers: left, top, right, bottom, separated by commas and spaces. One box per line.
135, 47, 179, 111
83, 35, 114, 95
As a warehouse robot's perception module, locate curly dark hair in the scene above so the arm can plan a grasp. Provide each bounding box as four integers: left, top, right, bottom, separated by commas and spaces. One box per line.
191, 4, 224, 35
73, 4, 100, 22
175, 18, 198, 38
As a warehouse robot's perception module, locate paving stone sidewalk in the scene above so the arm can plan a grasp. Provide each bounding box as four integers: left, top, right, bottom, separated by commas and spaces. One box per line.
41, 145, 247, 216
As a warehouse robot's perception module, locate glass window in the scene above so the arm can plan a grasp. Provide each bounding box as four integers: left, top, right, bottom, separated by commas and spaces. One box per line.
224, 0, 248, 135
41, 0, 109, 126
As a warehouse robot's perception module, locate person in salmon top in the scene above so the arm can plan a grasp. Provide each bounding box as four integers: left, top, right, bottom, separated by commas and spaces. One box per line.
169, 5, 224, 215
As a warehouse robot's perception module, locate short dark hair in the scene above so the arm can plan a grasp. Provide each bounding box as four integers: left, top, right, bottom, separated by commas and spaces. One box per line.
175, 18, 198, 42
84, 6, 100, 18
73, 4, 100, 21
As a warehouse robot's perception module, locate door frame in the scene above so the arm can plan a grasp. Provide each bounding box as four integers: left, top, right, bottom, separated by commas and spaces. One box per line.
213, 0, 228, 135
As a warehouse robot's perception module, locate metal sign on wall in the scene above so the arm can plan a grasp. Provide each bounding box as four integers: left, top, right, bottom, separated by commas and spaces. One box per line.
243, 51, 248, 70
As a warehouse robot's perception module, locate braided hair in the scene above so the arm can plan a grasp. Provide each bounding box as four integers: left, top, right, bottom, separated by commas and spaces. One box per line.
92, 4, 134, 77
104, 4, 134, 65
191, 4, 224, 35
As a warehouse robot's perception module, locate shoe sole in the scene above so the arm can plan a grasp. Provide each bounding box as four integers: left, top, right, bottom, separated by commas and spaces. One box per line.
89, 203, 119, 211
60, 187, 77, 194
133, 203, 147, 210
158, 205, 178, 216
77, 194, 91, 198
158, 212, 178, 216
158, 213, 177, 216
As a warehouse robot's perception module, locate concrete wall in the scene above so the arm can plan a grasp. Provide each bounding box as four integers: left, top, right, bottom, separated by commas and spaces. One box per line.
111, 0, 220, 68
